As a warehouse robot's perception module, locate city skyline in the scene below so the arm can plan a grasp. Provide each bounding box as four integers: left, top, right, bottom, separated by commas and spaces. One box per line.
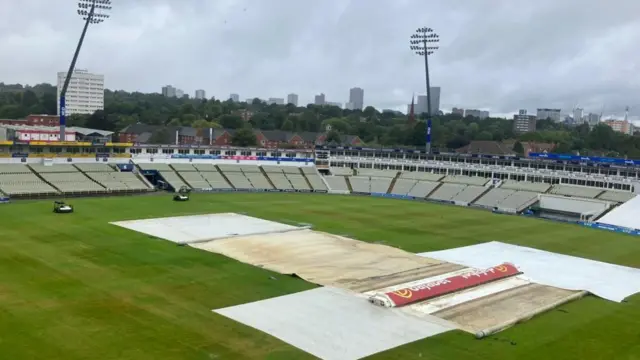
3, 0, 638, 120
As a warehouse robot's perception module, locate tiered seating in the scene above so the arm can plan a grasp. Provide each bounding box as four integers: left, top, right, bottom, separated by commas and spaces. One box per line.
324, 176, 349, 191
452, 185, 486, 203
499, 191, 538, 212
330, 167, 353, 176
242, 166, 273, 190
262, 165, 294, 190
31, 164, 105, 194
501, 180, 550, 193
138, 163, 172, 171
399, 172, 444, 182
597, 191, 636, 203
550, 185, 602, 199
80, 164, 149, 191
370, 177, 392, 193
300, 167, 328, 191
217, 164, 253, 189
349, 176, 370, 193
160, 170, 188, 191
474, 188, 515, 208
194, 164, 233, 190
390, 179, 417, 195
0, 164, 58, 196
442, 175, 488, 186
171, 164, 210, 189
407, 181, 440, 198
355, 169, 397, 178
428, 183, 467, 201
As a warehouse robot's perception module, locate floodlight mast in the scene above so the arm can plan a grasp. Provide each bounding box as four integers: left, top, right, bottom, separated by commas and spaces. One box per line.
410, 27, 439, 153
59, 0, 111, 141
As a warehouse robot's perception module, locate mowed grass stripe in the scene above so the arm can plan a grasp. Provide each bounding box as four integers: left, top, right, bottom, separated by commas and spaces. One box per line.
0, 193, 638, 360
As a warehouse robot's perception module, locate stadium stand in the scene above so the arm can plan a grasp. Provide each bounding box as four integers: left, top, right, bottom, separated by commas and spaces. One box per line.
474, 188, 516, 208
217, 164, 254, 189
498, 191, 539, 212
428, 183, 467, 201
193, 164, 233, 190
550, 185, 603, 199
138, 163, 188, 191
370, 177, 393, 193
261, 165, 293, 190
242, 165, 274, 190
324, 176, 349, 192
399, 171, 444, 182
30, 164, 106, 194
390, 179, 417, 195
0, 164, 58, 196
355, 169, 397, 178
538, 194, 610, 220
442, 175, 489, 186
348, 176, 371, 193
170, 164, 211, 189
330, 167, 354, 176
300, 166, 328, 191
597, 190, 636, 203
501, 180, 551, 193
407, 181, 440, 198
76, 163, 150, 192
452, 185, 487, 203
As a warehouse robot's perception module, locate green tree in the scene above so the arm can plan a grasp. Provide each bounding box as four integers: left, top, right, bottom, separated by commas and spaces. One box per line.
148, 128, 171, 144
219, 114, 244, 129
325, 130, 342, 144
513, 140, 525, 155
231, 128, 257, 146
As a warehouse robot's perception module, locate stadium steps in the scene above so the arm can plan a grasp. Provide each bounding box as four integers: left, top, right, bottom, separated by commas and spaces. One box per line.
298, 168, 314, 190
215, 165, 236, 190
170, 165, 193, 188
424, 181, 443, 198
386, 171, 401, 194
73, 164, 109, 190
27, 165, 62, 193
469, 186, 493, 204
259, 166, 277, 189
344, 176, 354, 192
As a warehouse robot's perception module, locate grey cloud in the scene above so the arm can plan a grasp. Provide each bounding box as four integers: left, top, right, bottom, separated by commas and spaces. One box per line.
1, 0, 639, 118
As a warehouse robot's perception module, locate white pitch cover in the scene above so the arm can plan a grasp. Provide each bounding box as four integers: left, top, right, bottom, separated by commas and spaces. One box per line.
214, 287, 454, 360
420, 241, 640, 303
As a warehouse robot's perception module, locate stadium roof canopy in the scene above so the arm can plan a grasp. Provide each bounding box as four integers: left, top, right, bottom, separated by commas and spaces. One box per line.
0, 124, 113, 136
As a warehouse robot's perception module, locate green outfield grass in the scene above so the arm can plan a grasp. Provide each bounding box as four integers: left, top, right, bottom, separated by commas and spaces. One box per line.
0, 193, 639, 360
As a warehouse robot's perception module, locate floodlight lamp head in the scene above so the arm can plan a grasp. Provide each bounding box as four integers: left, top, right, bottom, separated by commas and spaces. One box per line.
77, 0, 111, 22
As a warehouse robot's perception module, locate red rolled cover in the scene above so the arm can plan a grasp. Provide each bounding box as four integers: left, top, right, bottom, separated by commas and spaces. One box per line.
384, 263, 521, 307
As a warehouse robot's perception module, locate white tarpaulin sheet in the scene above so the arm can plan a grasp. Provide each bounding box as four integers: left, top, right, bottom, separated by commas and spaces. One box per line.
419, 241, 640, 303
214, 287, 454, 360
597, 194, 640, 230
110, 213, 299, 244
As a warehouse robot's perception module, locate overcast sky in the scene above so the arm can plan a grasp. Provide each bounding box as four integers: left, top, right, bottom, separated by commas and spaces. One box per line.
1, 0, 639, 120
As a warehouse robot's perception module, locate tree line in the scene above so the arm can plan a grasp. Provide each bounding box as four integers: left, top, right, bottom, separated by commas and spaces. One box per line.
1, 82, 640, 157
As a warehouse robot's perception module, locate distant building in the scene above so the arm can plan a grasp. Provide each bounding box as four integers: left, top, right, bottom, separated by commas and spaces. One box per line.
175, 89, 184, 98
465, 109, 490, 119
314, 93, 326, 105
513, 109, 537, 134
414, 87, 440, 115
346, 102, 355, 110
573, 108, 584, 123
267, 98, 285, 105
195, 89, 206, 100
587, 113, 601, 127
162, 85, 177, 97
287, 93, 298, 106
452, 107, 465, 116
349, 87, 364, 110
604, 119, 632, 135
57, 69, 104, 116
536, 108, 562, 122
229, 93, 240, 102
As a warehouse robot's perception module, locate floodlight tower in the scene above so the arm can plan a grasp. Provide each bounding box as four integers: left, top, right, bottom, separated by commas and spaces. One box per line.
59, 0, 111, 141
410, 27, 439, 153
